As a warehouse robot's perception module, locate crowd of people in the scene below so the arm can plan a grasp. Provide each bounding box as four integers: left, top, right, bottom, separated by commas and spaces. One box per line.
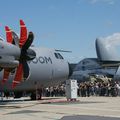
42, 84, 66, 97
77, 81, 120, 97
42, 80, 120, 97
1, 80, 120, 99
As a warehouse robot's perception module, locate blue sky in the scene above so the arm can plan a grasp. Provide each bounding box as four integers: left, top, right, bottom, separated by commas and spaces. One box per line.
0, 0, 120, 63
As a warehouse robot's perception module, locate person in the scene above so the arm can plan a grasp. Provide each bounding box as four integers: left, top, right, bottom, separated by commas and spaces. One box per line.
116, 82, 120, 96
0, 92, 4, 101
86, 82, 90, 97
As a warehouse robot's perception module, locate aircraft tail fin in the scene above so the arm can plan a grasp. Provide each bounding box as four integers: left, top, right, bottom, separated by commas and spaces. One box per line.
95, 38, 120, 62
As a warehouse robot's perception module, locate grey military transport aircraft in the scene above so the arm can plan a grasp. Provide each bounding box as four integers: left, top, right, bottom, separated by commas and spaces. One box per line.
0, 20, 72, 99
71, 37, 120, 82
95, 38, 120, 79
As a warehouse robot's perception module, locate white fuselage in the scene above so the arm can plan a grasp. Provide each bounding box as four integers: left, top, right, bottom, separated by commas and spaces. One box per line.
0, 47, 69, 91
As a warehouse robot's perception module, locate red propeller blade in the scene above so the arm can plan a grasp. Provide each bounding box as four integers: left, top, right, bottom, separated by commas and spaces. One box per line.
5, 26, 13, 43
3, 27, 13, 84
19, 19, 27, 48
12, 63, 23, 89
1, 69, 10, 84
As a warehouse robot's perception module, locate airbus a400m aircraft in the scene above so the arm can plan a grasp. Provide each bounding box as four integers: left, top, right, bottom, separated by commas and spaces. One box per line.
0, 20, 72, 95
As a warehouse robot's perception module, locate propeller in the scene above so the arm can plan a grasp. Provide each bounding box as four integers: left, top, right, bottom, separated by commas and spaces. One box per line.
1, 26, 13, 84
1, 20, 36, 88
12, 20, 36, 88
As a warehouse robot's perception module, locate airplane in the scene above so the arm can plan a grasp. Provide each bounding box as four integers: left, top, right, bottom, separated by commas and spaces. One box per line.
71, 36, 120, 82
0, 20, 73, 99
70, 58, 116, 82
96, 38, 120, 80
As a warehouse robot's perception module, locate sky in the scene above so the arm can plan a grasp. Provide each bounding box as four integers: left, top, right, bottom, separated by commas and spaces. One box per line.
0, 0, 120, 63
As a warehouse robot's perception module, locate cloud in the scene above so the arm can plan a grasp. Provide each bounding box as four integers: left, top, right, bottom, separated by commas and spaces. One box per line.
90, 0, 116, 5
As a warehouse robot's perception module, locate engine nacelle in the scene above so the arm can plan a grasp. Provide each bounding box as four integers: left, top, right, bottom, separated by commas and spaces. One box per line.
0, 58, 19, 68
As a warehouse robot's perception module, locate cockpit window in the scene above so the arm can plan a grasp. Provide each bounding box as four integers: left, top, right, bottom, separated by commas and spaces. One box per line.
54, 53, 64, 59
54, 53, 59, 59
58, 53, 64, 59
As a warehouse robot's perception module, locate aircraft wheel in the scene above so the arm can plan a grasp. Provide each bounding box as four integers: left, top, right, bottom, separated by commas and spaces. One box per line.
14, 91, 23, 98
30, 92, 36, 100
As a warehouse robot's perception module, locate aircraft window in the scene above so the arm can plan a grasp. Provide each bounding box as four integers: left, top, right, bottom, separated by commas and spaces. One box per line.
54, 53, 64, 59
54, 53, 59, 59
58, 53, 64, 59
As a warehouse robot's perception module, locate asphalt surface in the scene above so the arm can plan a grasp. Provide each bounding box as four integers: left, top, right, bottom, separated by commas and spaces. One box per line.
60, 115, 120, 120
0, 97, 120, 120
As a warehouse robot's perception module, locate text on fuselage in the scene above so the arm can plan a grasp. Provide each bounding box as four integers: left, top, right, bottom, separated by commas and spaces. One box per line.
32, 56, 52, 64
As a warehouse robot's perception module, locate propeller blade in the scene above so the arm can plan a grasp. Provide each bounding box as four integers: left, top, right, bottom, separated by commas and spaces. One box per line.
1, 69, 10, 84
19, 19, 27, 48
12, 63, 23, 89
12, 61, 30, 88
2, 26, 14, 84
5, 26, 13, 43
23, 61, 30, 80
22, 32, 34, 50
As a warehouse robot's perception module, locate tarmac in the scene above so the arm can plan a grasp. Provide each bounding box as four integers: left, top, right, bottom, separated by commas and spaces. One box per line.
0, 96, 120, 120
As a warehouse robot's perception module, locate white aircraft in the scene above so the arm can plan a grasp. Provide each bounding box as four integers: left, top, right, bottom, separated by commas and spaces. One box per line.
0, 20, 72, 99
